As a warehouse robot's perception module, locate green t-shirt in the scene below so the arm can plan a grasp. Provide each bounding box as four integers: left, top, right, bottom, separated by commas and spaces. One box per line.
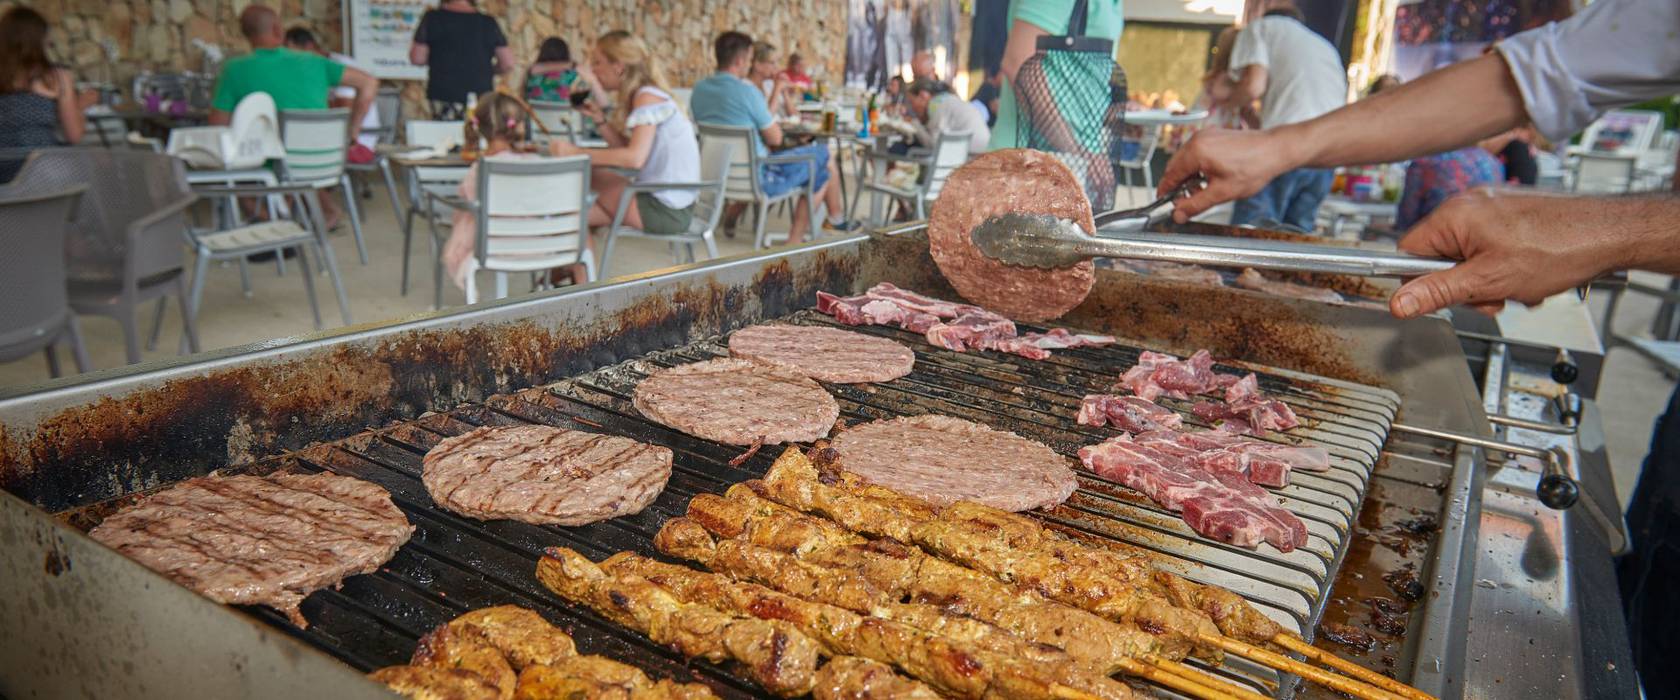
212, 48, 345, 113
988, 0, 1124, 151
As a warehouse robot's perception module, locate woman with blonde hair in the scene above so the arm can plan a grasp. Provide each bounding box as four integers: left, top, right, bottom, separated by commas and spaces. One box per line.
552, 30, 700, 241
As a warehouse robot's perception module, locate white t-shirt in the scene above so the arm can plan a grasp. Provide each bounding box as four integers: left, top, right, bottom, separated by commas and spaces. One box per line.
1229, 16, 1347, 130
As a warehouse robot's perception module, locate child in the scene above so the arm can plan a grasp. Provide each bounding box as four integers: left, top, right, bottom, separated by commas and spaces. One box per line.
440, 89, 590, 291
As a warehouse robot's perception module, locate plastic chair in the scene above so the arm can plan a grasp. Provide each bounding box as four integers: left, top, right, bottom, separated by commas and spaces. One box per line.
2, 149, 201, 364
184, 181, 352, 332
1571, 153, 1638, 194
601, 140, 734, 272
346, 87, 404, 226
1116, 124, 1162, 205
399, 120, 469, 295
851, 130, 971, 225
427, 155, 593, 306
529, 101, 579, 148
168, 92, 284, 172
697, 122, 817, 249
278, 109, 367, 265
0, 185, 90, 377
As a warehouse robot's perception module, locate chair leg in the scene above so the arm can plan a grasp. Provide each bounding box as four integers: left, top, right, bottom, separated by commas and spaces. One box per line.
341, 176, 369, 265
307, 192, 354, 325
427, 213, 447, 310
145, 297, 168, 352
175, 274, 201, 355
600, 228, 619, 277
754, 201, 770, 250
238, 257, 253, 299
702, 231, 719, 259
464, 264, 478, 305
583, 252, 597, 282
296, 244, 324, 330
274, 249, 287, 277
187, 249, 211, 341
115, 306, 142, 365
1141, 167, 1154, 203
380, 161, 403, 224
43, 345, 61, 379
494, 272, 509, 300
65, 315, 90, 373
401, 206, 417, 295
807, 190, 820, 241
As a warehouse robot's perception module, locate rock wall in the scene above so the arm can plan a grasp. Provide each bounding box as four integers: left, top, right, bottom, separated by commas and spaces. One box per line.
5, 0, 845, 112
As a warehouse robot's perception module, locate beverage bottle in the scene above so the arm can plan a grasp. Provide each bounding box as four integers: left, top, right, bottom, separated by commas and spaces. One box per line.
866, 93, 879, 136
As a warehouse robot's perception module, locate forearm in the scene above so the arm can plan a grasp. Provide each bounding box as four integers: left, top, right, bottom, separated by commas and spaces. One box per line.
349, 91, 375, 140
1608, 194, 1680, 274
1280, 53, 1528, 169
580, 146, 637, 169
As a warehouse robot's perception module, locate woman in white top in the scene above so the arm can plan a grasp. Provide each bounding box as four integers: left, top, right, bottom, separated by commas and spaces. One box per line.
551, 31, 700, 236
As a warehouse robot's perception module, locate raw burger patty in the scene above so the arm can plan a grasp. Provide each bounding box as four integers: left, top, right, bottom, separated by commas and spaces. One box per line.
89, 472, 413, 627
422, 425, 673, 526
829, 414, 1078, 511
728, 324, 915, 383
928, 149, 1096, 322
633, 358, 840, 446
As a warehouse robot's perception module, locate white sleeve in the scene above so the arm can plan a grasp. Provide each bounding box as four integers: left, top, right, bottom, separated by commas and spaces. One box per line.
1496, 0, 1680, 140
1228, 23, 1268, 75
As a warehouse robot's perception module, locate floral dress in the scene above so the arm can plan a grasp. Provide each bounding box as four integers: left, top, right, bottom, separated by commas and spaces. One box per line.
1396, 147, 1505, 231
525, 68, 579, 103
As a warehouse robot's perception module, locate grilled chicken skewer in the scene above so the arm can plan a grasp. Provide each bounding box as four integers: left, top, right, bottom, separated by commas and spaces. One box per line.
658, 515, 1267, 700
758, 448, 1428, 700
534, 547, 821, 696
813, 657, 943, 700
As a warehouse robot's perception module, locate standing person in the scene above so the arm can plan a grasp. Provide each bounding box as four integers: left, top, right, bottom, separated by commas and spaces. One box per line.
283, 27, 379, 163
549, 31, 700, 244
885, 1, 914, 81
909, 49, 936, 81
691, 31, 857, 243
0, 6, 96, 181
408, 0, 514, 119
904, 78, 989, 153
524, 37, 580, 104
988, 0, 1123, 152
749, 41, 795, 117
1221, 0, 1348, 231
1155, 3, 1680, 689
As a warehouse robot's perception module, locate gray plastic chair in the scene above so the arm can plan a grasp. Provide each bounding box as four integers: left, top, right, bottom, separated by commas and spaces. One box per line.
4, 149, 200, 364
696, 122, 818, 249
600, 140, 734, 271
279, 109, 367, 265
346, 87, 405, 225
0, 185, 91, 377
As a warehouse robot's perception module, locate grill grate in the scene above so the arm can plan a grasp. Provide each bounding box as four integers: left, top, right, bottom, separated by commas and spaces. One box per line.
61, 309, 1399, 698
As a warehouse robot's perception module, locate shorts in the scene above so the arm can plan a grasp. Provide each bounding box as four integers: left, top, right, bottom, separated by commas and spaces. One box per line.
759, 143, 830, 198
635, 192, 694, 234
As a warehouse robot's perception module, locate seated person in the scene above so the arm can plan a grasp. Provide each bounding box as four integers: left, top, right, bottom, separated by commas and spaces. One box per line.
550, 31, 700, 240
749, 41, 796, 118
692, 31, 856, 243
1395, 132, 1516, 231
213, 5, 378, 230
904, 78, 989, 154
282, 26, 379, 162
970, 69, 1003, 128
525, 37, 581, 103
779, 52, 814, 93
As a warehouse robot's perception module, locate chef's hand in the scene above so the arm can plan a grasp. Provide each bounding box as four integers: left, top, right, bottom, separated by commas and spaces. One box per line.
1158, 128, 1294, 223
1390, 188, 1622, 319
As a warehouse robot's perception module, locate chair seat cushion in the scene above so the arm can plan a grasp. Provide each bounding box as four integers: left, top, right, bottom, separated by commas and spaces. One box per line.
200, 221, 313, 252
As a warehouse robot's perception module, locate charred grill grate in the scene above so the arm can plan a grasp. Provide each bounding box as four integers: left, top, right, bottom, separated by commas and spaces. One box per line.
59, 310, 1399, 698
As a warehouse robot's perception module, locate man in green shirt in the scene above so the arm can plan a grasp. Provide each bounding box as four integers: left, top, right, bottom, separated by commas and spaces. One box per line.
209, 5, 377, 144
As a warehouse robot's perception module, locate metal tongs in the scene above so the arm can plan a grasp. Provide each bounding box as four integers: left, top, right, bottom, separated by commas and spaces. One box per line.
969, 176, 1457, 278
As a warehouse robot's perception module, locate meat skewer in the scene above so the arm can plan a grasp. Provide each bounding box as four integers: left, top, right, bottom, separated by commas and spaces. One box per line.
657, 514, 1268, 700
813, 656, 943, 700
758, 447, 1430, 700
535, 547, 821, 696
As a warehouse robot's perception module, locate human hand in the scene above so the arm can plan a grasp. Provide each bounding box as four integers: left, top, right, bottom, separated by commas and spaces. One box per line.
1389, 188, 1623, 319
577, 101, 604, 123
548, 140, 581, 157
1158, 128, 1294, 223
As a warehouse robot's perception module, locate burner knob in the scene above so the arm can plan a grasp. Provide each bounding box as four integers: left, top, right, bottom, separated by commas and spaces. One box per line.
1538, 473, 1580, 510
1550, 349, 1578, 385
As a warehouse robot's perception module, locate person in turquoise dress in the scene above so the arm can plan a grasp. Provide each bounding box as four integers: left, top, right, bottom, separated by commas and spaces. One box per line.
524, 37, 581, 103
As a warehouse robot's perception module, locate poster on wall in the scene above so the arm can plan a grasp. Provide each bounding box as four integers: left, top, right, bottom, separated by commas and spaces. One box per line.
844, 0, 961, 91
345, 0, 436, 80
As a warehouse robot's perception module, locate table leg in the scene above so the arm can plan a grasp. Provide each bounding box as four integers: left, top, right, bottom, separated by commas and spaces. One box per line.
833, 135, 849, 224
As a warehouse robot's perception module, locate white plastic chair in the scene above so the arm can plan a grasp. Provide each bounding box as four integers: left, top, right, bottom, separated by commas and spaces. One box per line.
346, 86, 404, 226
399, 120, 469, 295
278, 109, 367, 265
601, 140, 735, 272
1116, 124, 1162, 205
169, 92, 284, 173
428, 155, 594, 306
851, 130, 970, 225
529, 101, 579, 148
697, 122, 817, 249
1571, 153, 1639, 194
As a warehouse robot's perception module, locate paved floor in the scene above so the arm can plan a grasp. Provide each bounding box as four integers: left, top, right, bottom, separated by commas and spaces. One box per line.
2, 183, 1671, 511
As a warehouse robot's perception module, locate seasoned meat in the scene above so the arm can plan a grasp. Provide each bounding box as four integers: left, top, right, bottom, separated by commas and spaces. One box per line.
829, 414, 1077, 512
633, 358, 839, 446
88, 472, 413, 627
411, 625, 518, 700
514, 658, 718, 699
370, 666, 504, 700
443, 606, 577, 670
422, 425, 671, 526
727, 324, 915, 384
813, 657, 942, 700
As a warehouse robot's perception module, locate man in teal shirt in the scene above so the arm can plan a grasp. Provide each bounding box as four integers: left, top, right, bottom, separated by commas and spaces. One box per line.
209, 5, 377, 144
989, 0, 1124, 152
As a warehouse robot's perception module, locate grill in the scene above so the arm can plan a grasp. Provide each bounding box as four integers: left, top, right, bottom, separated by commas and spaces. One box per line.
2, 230, 1496, 699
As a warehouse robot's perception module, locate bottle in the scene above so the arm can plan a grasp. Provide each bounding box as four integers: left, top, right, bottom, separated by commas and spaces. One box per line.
462, 92, 482, 161
866, 93, 879, 137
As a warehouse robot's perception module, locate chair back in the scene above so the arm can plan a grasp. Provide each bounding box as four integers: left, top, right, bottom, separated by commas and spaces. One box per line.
1572, 153, 1638, 194
0, 185, 84, 352
88, 113, 130, 149
696, 123, 763, 201
690, 139, 737, 235
168, 92, 281, 170
529, 101, 579, 146
9, 149, 191, 285
405, 120, 469, 190
925, 131, 972, 201
279, 109, 350, 186
373, 87, 404, 143
474, 155, 590, 265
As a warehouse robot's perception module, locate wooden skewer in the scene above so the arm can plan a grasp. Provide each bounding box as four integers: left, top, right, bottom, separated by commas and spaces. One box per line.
1273, 634, 1436, 700
1199, 634, 1406, 700
1112, 659, 1240, 700
1146, 657, 1272, 700
1047, 684, 1107, 700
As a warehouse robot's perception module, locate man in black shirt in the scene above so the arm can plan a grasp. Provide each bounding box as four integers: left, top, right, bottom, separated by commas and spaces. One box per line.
409, 0, 515, 119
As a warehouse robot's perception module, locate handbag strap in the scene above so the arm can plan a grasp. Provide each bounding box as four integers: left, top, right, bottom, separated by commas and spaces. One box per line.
1067, 0, 1091, 38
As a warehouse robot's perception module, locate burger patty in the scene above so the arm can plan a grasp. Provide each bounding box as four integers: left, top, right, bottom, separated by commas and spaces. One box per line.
633, 358, 840, 446
422, 425, 673, 526
829, 414, 1078, 511
89, 472, 413, 627
927, 149, 1098, 322
727, 324, 915, 384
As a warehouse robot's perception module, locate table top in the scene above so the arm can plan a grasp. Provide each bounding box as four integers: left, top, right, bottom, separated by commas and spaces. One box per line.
1319, 195, 1398, 215
378, 145, 470, 167
1125, 108, 1210, 126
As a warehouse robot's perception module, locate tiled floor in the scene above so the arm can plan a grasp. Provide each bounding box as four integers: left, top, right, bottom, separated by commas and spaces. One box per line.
2, 184, 1671, 510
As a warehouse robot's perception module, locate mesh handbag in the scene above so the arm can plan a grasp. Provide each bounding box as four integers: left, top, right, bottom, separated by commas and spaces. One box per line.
1013, 0, 1128, 211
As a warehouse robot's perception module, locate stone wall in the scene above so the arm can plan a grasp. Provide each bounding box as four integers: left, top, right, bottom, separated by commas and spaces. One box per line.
4, 0, 845, 111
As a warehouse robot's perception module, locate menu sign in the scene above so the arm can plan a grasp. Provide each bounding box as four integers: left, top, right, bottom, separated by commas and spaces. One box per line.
346, 0, 436, 80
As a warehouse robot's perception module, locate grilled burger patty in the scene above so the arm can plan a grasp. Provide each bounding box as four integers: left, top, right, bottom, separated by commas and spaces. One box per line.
89, 472, 413, 627
422, 425, 673, 526
828, 414, 1078, 511
927, 149, 1097, 322
633, 358, 840, 446
727, 323, 915, 384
